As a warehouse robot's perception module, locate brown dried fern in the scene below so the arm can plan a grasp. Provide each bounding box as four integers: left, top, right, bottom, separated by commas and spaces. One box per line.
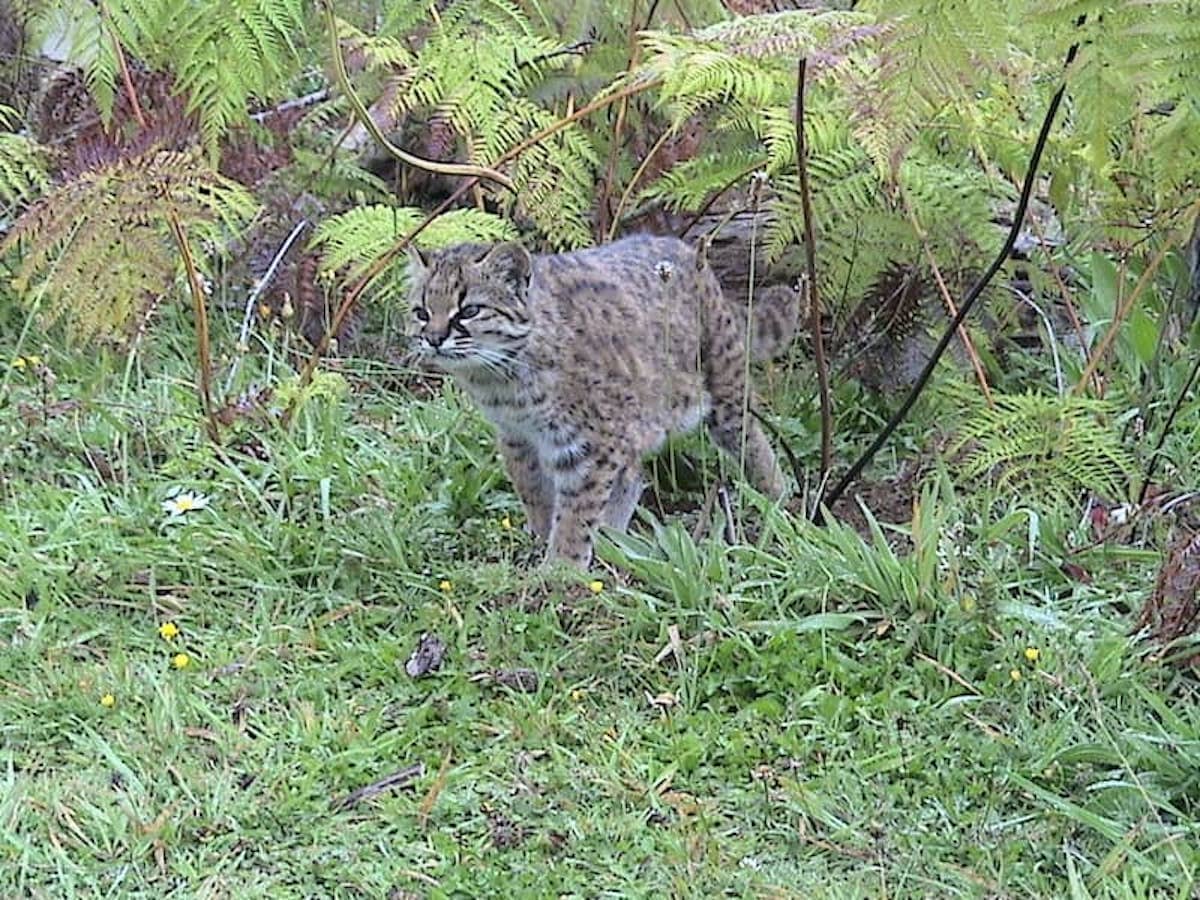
2, 148, 257, 343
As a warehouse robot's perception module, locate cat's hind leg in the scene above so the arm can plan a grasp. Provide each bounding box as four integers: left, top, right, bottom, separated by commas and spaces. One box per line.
703, 328, 787, 499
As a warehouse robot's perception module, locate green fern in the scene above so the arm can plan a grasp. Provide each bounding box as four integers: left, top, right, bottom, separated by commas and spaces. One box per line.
636, 11, 875, 126
948, 388, 1135, 503
1, 149, 257, 342
639, 149, 766, 211
312, 205, 517, 289
29, 0, 307, 157
0, 108, 47, 207
626, 10, 929, 306
339, 0, 598, 248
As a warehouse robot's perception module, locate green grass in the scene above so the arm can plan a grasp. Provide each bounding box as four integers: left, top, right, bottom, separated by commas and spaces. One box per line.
2, 323, 1198, 898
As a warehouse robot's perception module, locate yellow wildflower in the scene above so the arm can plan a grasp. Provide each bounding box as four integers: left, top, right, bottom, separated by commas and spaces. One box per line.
158, 622, 180, 640
1009, 668, 1022, 682
1024, 646, 1040, 663
26, 354, 41, 365
587, 579, 604, 594
172, 653, 191, 670
438, 579, 453, 593
10, 357, 25, 369
100, 693, 116, 708
500, 515, 513, 531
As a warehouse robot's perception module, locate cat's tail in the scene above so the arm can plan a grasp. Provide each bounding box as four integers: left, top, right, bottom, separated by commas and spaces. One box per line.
744, 282, 804, 362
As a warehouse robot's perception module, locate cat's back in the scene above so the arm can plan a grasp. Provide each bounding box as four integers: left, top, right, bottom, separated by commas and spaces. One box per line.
520, 235, 720, 425
530, 235, 716, 322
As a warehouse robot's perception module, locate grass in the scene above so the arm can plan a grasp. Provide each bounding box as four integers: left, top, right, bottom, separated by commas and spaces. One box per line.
2, 313, 1199, 898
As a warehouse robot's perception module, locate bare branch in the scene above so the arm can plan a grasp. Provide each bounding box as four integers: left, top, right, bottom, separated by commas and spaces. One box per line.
319, 0, 514, 192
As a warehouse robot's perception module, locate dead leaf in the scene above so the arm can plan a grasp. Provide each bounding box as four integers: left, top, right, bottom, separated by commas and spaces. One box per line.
1135, 533, 1200, 666
405, 633, 447, 678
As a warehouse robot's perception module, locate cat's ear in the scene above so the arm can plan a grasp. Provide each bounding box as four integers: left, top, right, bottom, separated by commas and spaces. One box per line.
405, 243, 430, 272
474, 242, 531, 288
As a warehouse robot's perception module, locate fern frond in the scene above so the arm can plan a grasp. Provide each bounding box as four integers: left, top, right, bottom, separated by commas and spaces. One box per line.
0, 117, 48, 206
899, 156, 1012, 250
1, 149, 257, 342
636, 9, 877, 127
29, 0, 119, 121
948, 388, 1134, 503
311, 205, 517, 285
171, 0, 306, 156
1027, 0, 1200, 222
335, 20, 414, 71
28, 0, 307, 157
344, 0, 598, 248
639, 149, 765, 212
690, 9, 879, 60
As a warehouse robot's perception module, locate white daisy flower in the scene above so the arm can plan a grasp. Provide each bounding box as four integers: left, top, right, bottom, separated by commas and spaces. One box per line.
162, 489, 210, 519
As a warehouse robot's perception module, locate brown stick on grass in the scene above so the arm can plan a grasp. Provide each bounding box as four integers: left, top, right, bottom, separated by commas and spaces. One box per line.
330, 763, 425, 812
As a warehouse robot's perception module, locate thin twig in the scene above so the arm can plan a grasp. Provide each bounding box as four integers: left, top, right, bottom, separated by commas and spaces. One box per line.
737, 175, 763, 499
250, 88, 330, 121
1010, 285, 1065, 396
900, 186, 993, 408
1071, 233, 1187, 398
606, 127, 673, 242
795, 58, 833, 495
915, 651, 981, 695
1026, 207, 1092, 373
1137, 347, 1200, 504
676, 158, 767, 238
417, 748, 453, 829
107, 15, 147, 127
224, 220, 310, 395
319, 0, 514, 191
105, 18, 220, 441
167, 214, 219, 443
819, 32, 1085, 517
505, 76, 664, 170
598, 0, 646, 241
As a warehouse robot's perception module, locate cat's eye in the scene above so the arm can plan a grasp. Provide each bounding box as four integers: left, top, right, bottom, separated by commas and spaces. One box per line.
413, 308, 430, 322
457, 304, 481, 320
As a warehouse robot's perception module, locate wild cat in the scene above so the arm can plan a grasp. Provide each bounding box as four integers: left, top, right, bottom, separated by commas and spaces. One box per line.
405, 235, 795, 567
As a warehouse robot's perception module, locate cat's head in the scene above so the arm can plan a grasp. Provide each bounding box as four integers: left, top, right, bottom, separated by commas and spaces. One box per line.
405, 242, 533, 374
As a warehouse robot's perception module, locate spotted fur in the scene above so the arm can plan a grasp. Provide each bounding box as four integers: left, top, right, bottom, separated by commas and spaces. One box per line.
406, 235, 790, 567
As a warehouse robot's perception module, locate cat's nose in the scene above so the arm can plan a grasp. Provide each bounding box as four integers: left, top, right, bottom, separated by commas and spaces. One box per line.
424, 328, 450, 348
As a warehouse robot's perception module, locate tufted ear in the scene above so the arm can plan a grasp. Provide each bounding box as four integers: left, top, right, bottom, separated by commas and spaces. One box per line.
405, 243, 430, 272
474, 242, 531, 288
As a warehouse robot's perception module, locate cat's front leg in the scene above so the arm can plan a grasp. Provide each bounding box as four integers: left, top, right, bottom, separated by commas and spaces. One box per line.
602, 463, 645, 532
498, 435, 553, 538
546, 448, 624, 567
